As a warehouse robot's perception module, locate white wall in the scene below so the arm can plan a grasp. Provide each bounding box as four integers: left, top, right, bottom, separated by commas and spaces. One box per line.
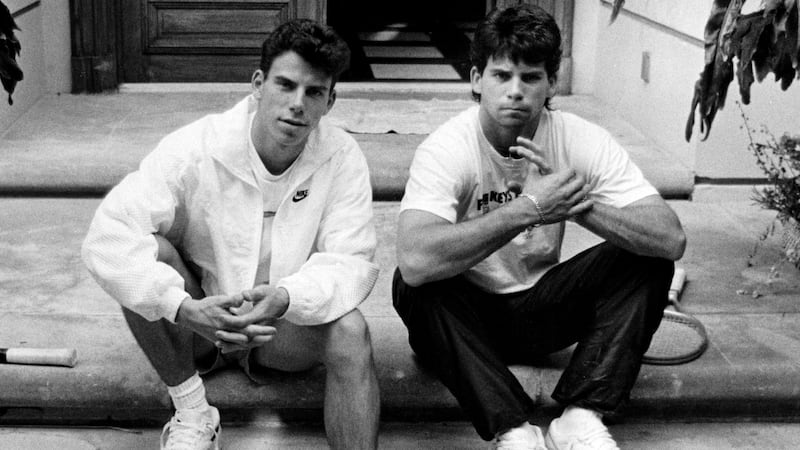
41, 0, 71, 94
571, 0, 600, 95
572, 0, 800, 179
1, 0, 70, 134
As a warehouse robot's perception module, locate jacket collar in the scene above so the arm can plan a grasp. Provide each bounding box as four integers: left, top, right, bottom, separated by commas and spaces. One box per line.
211, 95, 341, 185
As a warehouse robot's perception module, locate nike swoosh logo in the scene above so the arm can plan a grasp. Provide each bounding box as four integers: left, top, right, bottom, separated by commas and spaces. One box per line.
292, 190, 308, 202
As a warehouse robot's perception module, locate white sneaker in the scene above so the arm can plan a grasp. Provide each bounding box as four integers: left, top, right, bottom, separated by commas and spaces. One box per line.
545, 417, 618, 450
492, 422, 547, 450
160, 406, 221, 450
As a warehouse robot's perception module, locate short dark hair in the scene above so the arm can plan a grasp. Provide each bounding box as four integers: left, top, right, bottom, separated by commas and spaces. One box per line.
260, 19, 351, 89
470, 5, 562, 102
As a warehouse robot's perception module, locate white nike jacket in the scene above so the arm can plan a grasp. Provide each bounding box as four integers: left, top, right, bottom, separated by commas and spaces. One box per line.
82, 95, 379, 326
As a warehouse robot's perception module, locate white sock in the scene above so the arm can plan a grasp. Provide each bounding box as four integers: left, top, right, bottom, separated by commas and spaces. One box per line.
167, 372, 210, 412
559, 406, 603, 430
496, 421, 541, 443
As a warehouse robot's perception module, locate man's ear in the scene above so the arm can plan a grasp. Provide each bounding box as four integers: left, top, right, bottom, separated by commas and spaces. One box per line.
547, 75, 558, 98
470, 66, 482, 96
325, 88, 337, 114
251, 70, 265, 98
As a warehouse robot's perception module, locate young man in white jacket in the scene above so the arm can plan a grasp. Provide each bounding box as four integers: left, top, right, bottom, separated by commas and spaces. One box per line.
83, 19, 380, 450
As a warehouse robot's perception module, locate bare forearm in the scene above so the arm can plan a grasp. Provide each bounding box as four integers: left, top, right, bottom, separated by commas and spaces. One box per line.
398, 169, 595, 285
397, 207, 527, 286
575, 199, 686, 260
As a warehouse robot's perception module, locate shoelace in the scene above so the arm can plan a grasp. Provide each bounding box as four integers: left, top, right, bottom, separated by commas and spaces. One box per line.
571, 426, 618, 450
163, 417, 216, 450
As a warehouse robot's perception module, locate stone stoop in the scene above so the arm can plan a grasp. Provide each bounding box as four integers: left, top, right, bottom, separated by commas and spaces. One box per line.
2, 199, 800, 426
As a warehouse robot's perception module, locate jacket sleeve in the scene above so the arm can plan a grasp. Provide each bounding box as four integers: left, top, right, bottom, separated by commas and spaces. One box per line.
81, 142, 192, 323
276, 144, 380, 325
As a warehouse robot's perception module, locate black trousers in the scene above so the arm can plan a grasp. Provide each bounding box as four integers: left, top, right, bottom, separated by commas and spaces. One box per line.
392, 242, 673, 440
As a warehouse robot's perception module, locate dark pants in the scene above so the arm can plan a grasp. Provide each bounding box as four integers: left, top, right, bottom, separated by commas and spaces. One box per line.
392, 242, 673, 440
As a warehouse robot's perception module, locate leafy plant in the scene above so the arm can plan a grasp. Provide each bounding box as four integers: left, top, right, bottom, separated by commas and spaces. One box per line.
746, 126, 800, 222
0, 0, 23, 105
610, 0, 800, 142
741, 104, 800, 268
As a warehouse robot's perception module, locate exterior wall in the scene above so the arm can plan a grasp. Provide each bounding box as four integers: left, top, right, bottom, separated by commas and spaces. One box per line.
572, 0, 800, 180
41, 0, 70, 94
0, 0, 70, 134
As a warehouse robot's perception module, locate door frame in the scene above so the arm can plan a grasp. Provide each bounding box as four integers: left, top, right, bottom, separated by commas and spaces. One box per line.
70, 0, 121, 93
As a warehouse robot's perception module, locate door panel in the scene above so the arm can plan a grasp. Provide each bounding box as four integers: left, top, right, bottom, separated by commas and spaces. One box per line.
121, 0, 325, 82
145, 3, 290, 52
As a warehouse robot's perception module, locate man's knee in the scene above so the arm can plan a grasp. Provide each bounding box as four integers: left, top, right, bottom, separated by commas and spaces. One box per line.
640, 253, 674, 279
637, 254, 675, 301
154, 234, 180, 265
393, 267, 453, 318
153, 234, 204, 299
322, 310, 373, 370
619, 254, 674, 325
121, 305, 145, 329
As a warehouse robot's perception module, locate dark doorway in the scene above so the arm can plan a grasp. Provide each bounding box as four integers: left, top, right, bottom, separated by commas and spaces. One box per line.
328, 1, 487, 82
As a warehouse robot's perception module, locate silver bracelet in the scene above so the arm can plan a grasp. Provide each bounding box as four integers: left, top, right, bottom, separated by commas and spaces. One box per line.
522, 193, 546, 227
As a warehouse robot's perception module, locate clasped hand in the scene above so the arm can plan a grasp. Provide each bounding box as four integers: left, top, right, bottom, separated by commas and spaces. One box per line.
509, 136, 594, 225
176, 284, 290, 353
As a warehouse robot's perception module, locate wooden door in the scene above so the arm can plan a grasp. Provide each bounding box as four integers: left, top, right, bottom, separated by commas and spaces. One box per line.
120, 0, 326, 82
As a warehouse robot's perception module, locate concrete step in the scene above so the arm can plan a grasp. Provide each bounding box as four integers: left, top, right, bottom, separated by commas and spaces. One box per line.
2, 198, 800, 426
0, 91, 692, 199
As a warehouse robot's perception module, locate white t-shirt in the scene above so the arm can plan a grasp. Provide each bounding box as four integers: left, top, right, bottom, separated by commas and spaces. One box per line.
248, 113, 295, 285
401, 105, 658, 293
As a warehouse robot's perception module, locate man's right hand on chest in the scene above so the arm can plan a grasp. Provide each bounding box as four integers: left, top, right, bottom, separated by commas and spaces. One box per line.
521, 169, 593, 225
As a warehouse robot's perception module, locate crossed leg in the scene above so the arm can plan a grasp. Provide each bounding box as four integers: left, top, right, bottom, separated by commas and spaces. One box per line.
123, 235, 379, 449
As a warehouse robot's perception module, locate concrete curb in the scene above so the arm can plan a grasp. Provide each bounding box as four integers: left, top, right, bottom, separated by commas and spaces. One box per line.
2, 198, 800, 427
2, 312, 800, 426
0, 93, 693, 199
0, 133, 691, 200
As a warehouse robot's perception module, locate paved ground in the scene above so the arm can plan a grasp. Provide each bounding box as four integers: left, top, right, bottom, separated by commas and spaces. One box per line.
2, 421, 800, 449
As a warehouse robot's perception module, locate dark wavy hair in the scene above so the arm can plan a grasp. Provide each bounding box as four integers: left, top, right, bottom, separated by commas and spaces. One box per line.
470, 4, 562, 103
260, 19, 351, 90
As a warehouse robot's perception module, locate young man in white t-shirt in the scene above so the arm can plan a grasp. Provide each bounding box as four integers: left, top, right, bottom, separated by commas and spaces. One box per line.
393, 5, 686, 450
83, 20, 380, 450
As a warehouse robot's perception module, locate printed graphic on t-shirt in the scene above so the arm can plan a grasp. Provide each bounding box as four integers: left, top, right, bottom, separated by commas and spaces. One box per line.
476, 188, 520, 213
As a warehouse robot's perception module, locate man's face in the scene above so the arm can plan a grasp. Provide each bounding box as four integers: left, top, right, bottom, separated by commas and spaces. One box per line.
471, 55, 556, 132
251, 50, 335, 152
